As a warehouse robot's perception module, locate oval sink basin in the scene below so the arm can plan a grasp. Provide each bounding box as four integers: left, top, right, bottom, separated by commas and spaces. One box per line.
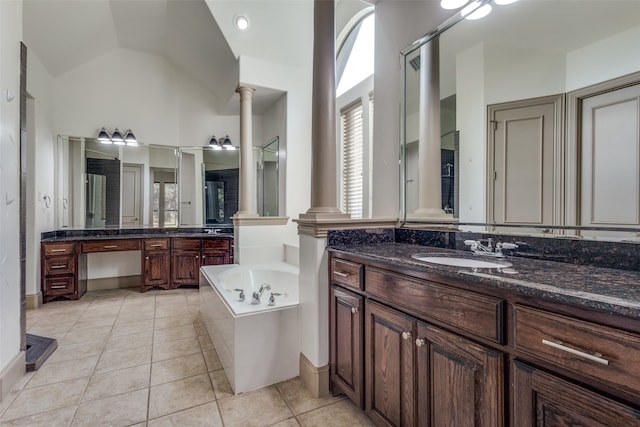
411, 255, 511, 270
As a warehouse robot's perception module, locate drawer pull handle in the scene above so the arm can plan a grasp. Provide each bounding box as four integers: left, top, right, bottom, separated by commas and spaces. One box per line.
50, 265, 66, 269
402, 331, 412, 340
351, 307, 358, 314
415, 338, 426, 347
50, 284, 67, 289
50, 249, 66, 253
104, 245, 118, 249
150, 244, 163, 247
542, 339, 609, 366
334, 271, 349, 278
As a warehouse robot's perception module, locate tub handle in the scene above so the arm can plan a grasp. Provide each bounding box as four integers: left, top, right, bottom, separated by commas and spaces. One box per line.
233, 288, 245, 302
268, 292, 282, 306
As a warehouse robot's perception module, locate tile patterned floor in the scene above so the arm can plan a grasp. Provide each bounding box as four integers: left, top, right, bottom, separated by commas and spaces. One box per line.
0, 288, 374, 427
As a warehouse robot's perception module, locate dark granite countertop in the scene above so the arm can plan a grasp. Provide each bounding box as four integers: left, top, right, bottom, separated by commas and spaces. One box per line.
329, 243, 640, 319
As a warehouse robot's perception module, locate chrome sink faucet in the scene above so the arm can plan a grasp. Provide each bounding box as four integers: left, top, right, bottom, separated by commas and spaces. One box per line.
464, 239, 517, 257
251, 283, 271, 304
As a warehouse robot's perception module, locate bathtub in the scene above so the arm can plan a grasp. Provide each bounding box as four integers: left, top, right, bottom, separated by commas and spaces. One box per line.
199, 262, 300, 394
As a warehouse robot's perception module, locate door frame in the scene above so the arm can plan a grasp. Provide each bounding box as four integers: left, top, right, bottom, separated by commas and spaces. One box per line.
566, 71, 640, 229
486, 94, 565, 231
122, 163, 143, 227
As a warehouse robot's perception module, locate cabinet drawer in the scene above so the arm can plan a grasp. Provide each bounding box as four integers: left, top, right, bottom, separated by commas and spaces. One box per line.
366, 267, 503, 343
144, 238, 169, 251
331, 258, 363, 291
81, 239, 140, 253
43, 256, 76, 276
42, 242, 75, 256
202, 238, 230, 250
43, 276, 75, 295
172, 238, 202, 250
514, 305, 640, 395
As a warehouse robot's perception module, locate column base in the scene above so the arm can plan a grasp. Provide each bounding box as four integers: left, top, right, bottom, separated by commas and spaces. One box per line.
406, 208, 455, 221
299, 210, 350, 221
299, 352, 330, 398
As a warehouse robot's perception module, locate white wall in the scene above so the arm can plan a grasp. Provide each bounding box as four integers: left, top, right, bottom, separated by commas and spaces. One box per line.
0, 0, 24, 389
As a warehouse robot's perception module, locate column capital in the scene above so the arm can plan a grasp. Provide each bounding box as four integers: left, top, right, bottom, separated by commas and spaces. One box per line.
236, 85, 256, 95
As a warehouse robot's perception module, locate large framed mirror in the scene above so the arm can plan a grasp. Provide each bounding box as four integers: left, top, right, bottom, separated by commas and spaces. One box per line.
401, 0, 640, 240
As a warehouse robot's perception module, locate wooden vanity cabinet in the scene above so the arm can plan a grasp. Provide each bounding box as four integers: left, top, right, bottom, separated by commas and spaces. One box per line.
202, 238, 232, 266
41, 241, 83, 302
142, 238, 170, 291
171, 238, 202, 287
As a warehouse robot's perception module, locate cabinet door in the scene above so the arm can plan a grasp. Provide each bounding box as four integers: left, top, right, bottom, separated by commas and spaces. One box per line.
330, 285, 364, 408
143, 251, 170, 288
365, 300, 415, 427
512, 360, 640, 426
201, 250, 229, 266
416, 322, 504, 427
171, 250, 201, 286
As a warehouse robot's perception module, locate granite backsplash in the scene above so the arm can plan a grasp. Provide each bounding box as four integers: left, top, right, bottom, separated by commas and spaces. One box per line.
327, 227, 640, 272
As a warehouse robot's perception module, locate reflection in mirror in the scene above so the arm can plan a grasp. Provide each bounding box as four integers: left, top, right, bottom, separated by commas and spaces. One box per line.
149, 146, 178, 227
258, 137, 279, 217
84, 139, 120, 228
202, 148, 239, 225
402, 0, 640, 240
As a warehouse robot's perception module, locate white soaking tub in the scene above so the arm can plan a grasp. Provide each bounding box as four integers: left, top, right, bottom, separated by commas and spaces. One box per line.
199, 262, 300, 394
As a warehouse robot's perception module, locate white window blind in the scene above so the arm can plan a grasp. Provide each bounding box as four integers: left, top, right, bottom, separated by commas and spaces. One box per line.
341, 100, 364, 219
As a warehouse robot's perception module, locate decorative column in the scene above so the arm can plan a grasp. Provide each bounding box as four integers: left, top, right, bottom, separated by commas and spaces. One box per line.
407, 38, 452, 220
300, 0, 348, 220
235, 85, 258, 217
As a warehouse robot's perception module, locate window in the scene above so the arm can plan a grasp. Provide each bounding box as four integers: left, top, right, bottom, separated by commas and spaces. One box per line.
152, 170, 178, 227
341, 100, 364, 218
337, 8, 374, 218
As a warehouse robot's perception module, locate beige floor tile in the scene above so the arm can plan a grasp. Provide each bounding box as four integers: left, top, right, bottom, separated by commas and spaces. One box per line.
197, 334, 214, 351
210, 370, 233, 400
45, 339, 105, 364
202, 349, 222, 372
152, 337, 201, 362
154, 294, 188, 307
297, 400, 375, 427
153, 314, 194, 330
0, 406, 77, 427
61, 325, 112, 345
26, 322, 73, 338
155, 305, 191, 319
276, 378, 343, 415
95, 345, 152, 374
111, 318, 154, 336
69, 315, 117, 330
194, 322, 209, 336
83, 364, 151, 403
148, 374, 215, 419
271, 419, 302, 427
147, 401, 222, 427
71, 388, 148, 427
103, 330, 153, 353
26, 355, 98, 388
116, 308, 155, 323
152, 324, 196, 344
218, 386, 293, 427
150, 353, 207, 386
0, 377, 88, 422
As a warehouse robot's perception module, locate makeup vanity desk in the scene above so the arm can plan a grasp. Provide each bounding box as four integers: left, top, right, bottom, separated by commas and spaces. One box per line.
40, 228, 234, 303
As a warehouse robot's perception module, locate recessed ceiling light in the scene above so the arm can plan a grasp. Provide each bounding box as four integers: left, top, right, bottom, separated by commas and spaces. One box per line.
234, 13, 250, 31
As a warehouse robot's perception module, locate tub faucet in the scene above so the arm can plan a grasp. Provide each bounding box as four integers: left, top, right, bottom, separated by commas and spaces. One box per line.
251, 283, 271, 304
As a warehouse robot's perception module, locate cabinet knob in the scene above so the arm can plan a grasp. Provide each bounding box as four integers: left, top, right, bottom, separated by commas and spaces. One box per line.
351, 307, 358, 314
415, 338, 426, 347
195, 255, 199, 259
145, 256, 149, 260
402, 331, 412, 340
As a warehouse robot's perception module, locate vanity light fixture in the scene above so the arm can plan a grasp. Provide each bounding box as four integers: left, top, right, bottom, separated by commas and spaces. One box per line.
462, 1, 492, 20
209, 134, 236, 150
97, 127, 139, 145
234, 13, 250, 31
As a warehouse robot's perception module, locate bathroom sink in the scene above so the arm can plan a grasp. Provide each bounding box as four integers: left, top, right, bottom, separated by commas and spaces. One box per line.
411, 255, 512, 270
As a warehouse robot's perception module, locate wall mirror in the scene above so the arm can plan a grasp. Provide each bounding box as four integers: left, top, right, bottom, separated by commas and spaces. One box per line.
200, 148, 239, 225
401, 0, 640, 240
258, 136, 279, 217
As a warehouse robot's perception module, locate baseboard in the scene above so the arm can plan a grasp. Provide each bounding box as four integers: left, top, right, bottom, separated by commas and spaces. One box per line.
26, 292, 42, 310
87, 275, 141, 291
299, 353, 330, 398
0, 351, 26, 403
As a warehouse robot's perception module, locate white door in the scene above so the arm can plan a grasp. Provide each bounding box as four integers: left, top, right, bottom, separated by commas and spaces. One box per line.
581, 83, 640, 238
122, 164, 142, 228
489, 96, 561, 234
